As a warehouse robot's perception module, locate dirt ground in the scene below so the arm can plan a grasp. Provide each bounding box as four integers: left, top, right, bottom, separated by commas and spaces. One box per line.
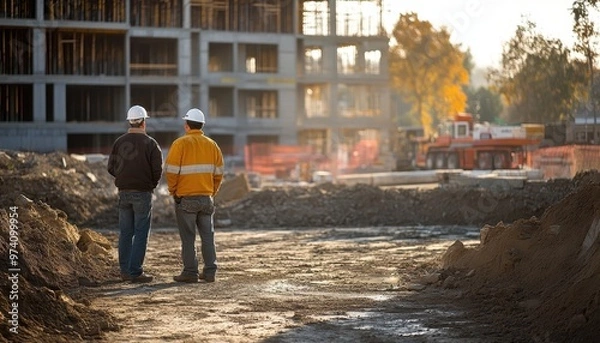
89, 227, 489, 343
1, 150, 599, 342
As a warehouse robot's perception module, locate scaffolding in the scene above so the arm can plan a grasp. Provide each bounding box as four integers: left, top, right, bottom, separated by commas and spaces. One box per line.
335, 0, 382, 36
191, 0, 230, 30
209, 87, 235, 118
237, 0, 288, 33
208, 43, 234, 72
45, 0, 126, 22
301, 0, 329, 35
130, 85, 178, 118
243, 90, 278, 119
66, 85, 124, 122
243, 44, 278, 73
301, 0, 383, 36
0, 84, 33, 122
190, 0, 292, 33
1, 0, 35, 19
1, 28, 32, 75
130, 38, 178, 76
46, 30, 125, 75
130, 0, 182, 27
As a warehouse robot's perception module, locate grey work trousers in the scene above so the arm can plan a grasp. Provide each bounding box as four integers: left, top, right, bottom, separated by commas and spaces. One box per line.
175, 196, 217, 277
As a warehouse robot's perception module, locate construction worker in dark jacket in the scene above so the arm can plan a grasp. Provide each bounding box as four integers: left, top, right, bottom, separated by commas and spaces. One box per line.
107, 105, 162, 283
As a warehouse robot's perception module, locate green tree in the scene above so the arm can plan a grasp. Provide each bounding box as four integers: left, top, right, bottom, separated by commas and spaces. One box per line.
490, 21, 584, 123
572, 0, 599, 142
462, 50, 503, 123
465, 86, 503, 123
389, 13, 469, 137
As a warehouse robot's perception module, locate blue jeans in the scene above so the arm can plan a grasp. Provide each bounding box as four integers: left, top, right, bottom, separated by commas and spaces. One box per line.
118, 191, 152, 277
175, 196, 217, 277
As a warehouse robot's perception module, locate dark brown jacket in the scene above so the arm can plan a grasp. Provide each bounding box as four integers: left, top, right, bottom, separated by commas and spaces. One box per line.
107, 128, 162, 192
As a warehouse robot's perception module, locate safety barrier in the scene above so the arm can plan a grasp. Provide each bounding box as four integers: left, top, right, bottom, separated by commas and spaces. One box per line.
532, 145, 600, 179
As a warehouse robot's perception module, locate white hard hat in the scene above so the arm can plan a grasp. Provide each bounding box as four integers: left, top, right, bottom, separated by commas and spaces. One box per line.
126, 105, 149, 121
183, 108, 205, 123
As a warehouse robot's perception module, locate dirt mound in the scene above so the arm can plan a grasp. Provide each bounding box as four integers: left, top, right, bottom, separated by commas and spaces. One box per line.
219, 177, 578, 229
0, 150, 117, 228
0, 149, 190, 229
440, 172, 600, 341
0, 195, 119, 342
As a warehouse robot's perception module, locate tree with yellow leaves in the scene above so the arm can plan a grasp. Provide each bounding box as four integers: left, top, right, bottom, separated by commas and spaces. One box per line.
389, 13, 469, 137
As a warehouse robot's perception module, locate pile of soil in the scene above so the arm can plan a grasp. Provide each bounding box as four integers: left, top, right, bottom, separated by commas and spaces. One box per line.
0, 195, 119, 342
219, 178, 575, 229
440, 170, 600, 341
0, 150, 117, 228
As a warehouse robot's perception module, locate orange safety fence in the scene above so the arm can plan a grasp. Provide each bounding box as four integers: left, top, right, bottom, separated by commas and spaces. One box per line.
532, 145, 600, 179
244, 140, 382, 177
244, 143, 327, 177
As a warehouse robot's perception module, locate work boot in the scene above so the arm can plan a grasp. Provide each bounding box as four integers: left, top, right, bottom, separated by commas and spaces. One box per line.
199, 273, 215, 283
131, 273, 153, 283
120, 272, 132, 282
173, 274, 198, 283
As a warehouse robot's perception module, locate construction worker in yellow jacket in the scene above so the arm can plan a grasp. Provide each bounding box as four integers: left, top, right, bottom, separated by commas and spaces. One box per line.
165, 108, 224, 283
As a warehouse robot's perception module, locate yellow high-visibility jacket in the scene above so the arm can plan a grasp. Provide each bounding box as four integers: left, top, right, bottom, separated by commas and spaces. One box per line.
165, 129, 224, 197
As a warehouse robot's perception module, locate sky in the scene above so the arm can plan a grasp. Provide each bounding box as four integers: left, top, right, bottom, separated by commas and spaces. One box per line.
383, 0, 579, 69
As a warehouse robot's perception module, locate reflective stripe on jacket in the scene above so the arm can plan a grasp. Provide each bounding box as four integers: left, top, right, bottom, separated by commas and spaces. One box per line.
165, 129, 224, 197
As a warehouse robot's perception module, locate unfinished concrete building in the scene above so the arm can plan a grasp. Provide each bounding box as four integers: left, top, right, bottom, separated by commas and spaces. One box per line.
0, 0, 392, 174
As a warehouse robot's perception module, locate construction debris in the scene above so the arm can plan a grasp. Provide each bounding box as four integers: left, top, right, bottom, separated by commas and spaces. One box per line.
217, 177, 580, 229
214, 173, 251, 205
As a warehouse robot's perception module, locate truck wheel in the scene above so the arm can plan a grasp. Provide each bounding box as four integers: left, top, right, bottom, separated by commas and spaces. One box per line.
426, 153, 435, 169
477, 152, 492, 170
434, 153, 446, 169
492, 152, 508, 169
447, 153, 459, 169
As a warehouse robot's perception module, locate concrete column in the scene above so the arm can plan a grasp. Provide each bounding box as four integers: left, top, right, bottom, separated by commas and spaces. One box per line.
199, 83, 209, 113
179, 34, 191, 76
232, 85, 239, 119
125, 31, 130, 112
234, 42, 242, 73
33, 83, 46, 122
178, 82, 192, 116
235, 133, 247, 157
329, 83, 338, 119
330, 0, 336, 36
199, 39, 207, 76
33, 28, 45, 75
53, 83, 66, 122
292, 0, 299, 34
36, 0, 43, 21
182, 0, 191, 29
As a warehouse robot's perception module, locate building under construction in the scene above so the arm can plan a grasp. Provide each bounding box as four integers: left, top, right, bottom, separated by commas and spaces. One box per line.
0, 0, 392, 175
